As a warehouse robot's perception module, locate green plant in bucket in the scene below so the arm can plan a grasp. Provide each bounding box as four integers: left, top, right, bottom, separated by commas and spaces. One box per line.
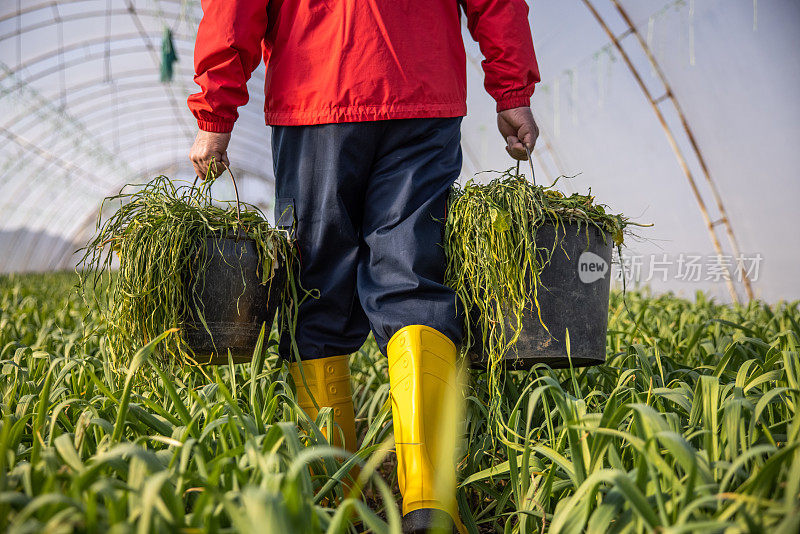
78, 173, 297, 366
444, 167, 633, 441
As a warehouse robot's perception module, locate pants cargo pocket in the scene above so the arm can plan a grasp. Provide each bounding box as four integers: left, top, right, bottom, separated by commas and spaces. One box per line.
275, 197, 296, 235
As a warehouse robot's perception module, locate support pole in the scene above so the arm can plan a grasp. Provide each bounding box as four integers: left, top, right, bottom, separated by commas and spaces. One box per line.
609, 0, 754, 300
580, 0, 745, 303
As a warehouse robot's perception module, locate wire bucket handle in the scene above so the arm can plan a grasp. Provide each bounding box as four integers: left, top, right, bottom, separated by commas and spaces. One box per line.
192, 160, 243, 238
514, 145, 537, 186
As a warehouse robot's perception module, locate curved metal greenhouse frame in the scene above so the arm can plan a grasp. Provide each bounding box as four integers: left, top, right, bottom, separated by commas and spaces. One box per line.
2, 0, 795, 302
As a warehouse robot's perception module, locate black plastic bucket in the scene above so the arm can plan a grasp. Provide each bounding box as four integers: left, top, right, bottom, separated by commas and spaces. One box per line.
183, 235, 286, 364
470, 220, 613, 370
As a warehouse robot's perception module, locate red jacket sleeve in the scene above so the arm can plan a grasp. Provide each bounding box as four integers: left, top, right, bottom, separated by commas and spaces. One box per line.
187, 0, 269, 133
459, 0, 540, 112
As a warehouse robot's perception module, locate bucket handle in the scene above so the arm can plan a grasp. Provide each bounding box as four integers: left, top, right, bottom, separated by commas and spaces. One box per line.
193, 160, 243, 233
514, 145, 537, 186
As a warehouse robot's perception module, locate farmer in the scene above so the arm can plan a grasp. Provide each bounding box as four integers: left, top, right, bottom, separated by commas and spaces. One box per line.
188, 1, 539, 532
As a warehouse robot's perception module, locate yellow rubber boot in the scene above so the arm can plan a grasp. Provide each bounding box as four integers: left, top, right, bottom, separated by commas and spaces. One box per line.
388, 325, 466, 534
290, 354, 358, 454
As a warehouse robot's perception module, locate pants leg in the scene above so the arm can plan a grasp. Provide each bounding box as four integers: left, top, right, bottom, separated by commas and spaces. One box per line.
273, 118, 464, 359
272, 123, 378, 359
358, 118, 464, 352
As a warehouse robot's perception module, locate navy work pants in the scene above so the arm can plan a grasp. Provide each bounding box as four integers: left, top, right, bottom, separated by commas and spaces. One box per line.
272, 118, 464, 359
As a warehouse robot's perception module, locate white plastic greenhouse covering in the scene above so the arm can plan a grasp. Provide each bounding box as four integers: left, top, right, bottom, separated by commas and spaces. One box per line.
0, 0, 798, 303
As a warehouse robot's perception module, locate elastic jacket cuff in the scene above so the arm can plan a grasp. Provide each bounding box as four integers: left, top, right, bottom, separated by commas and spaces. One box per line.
197, 119, 235, 133
496, 95, 532, 113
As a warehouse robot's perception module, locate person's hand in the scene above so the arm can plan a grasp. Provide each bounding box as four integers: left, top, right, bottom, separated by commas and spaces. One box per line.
190, 130, 231, 180
497, 106, 539, 161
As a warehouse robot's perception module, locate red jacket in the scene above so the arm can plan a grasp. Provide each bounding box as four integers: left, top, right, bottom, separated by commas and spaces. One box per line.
188, 0, 540, 131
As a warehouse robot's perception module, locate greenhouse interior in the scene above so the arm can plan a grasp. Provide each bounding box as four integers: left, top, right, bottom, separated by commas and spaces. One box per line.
1, 1, 798, 533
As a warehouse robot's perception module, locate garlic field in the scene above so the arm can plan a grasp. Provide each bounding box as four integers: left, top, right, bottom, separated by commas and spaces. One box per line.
0, 273, 798, 533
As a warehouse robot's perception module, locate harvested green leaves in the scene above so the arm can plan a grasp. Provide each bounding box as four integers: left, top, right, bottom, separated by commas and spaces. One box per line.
78, 175, 295, 365
444, 168, 629, 439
